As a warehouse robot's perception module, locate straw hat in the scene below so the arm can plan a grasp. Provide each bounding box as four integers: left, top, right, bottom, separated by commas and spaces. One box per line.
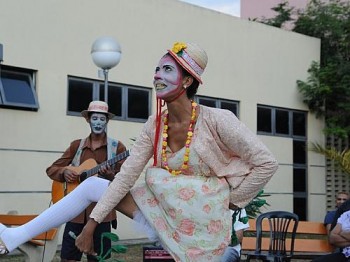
81, 100, 115, 119
167, 42, 208, 84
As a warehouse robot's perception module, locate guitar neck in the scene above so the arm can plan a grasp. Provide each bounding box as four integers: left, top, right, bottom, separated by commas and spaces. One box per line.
85, 150, 129, 178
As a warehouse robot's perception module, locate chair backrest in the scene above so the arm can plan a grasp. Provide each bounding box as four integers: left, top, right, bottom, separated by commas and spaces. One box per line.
255, 211, 299, 257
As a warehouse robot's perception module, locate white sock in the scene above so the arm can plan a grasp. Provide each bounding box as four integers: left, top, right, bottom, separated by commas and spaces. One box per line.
1, 176, 109, 252
133, 210, 158, 242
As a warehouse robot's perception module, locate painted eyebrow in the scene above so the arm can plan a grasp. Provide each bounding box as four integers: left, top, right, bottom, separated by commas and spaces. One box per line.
155, 64, 175, 72
162, 64, 175, 69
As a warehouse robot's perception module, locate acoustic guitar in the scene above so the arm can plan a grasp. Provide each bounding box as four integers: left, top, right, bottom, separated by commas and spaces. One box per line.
51, 150, 130, 203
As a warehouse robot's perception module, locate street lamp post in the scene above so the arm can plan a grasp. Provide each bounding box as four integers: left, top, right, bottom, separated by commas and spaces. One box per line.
91, 36, 122, 102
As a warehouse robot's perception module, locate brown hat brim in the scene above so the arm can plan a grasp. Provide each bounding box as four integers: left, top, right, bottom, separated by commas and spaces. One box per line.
81, 110, 115, 119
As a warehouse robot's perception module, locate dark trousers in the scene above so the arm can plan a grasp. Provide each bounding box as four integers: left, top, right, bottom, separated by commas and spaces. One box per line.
61, 221, 111, 261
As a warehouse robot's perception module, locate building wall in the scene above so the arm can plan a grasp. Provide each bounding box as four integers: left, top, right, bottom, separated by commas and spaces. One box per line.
0, 0, 322, 241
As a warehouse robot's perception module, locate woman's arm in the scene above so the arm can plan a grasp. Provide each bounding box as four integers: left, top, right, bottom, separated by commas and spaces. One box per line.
75, 219, 99, 255
214, 109, 278, 207
75, 116, 156, 255
90, 117, 155, 223
329, 223, 350, 247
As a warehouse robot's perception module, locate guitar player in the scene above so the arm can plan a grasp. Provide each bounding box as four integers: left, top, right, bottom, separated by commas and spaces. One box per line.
46, 100, 127, 262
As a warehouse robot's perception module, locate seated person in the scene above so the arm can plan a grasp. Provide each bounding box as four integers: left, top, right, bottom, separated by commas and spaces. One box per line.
313, 200, 350, 262
324, 192, 349, 234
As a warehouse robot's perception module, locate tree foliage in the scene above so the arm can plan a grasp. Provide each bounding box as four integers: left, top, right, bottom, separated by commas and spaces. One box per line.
256, 1, 295, 28
257, 0, 350, 138
310, 142, 350, 175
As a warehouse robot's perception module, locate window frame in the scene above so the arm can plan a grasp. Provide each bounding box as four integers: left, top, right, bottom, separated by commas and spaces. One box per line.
0, 65, 38, 110
257, 105, 307, 139
124, 84, 153, 122
194, 95, 239, 117
67, 76, 152, 123
257, 104, 308, 220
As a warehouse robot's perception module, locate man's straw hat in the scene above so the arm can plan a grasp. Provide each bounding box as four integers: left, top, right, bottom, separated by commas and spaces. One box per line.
81, 100, 115, 119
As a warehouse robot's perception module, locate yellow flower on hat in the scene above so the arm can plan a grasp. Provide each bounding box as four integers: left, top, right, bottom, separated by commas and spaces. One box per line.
172, 42, 187, 54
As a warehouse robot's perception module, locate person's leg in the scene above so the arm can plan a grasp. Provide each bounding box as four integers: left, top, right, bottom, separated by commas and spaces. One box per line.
221, 246, 240, 262
118, 192, 158, 242
60, 222, 84, 262
115, 192, 138, 218
86, 222, 111, 262
0, 177, 109, 253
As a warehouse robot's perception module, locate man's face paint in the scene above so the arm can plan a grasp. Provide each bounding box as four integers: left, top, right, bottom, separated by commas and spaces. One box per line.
153, 55, 184, 100
89, 113, 107, 134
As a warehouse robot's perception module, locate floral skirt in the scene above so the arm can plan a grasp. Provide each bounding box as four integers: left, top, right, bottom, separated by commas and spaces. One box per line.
131, 167, 231, 262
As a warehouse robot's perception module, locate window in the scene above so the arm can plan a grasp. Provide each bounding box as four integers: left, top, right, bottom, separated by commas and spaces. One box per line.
293, 197, 307, 221
67, 76, 152, 122
0, 65, 38, 110
293, 112, 306, 137
257, 105, 308, 219
195, 96, 239, 116
257, 107, 272, 133
276, 109, 289, 135
293, 140, 307, 164
127, 88, 150, 119
293, 168, 306, 192
257, 106, 306, 137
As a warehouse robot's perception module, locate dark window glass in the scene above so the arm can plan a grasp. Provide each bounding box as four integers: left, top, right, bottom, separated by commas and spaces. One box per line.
293, 112, 306, 137
276, 109, 289, 135
294, 197, 307, 220
195, 96, 239, 117
257, 107, 272, 133
108, 84, 122, 117
127, 88, 149, 119
0, 66, 38, 110
2, 73, 34, 104
68, 79, 93, 113
293, 140, 306, 164
221, 101, 237, 116
67, 76, 151, 122
198, 98, 216, 108
293, 168, 306, 192
99, 83, 105, 102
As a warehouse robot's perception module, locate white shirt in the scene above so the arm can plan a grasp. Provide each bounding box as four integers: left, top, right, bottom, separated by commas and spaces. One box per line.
338, 210, 350, 257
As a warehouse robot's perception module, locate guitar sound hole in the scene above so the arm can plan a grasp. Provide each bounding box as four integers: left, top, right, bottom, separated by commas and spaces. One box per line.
80, 172, 88, 182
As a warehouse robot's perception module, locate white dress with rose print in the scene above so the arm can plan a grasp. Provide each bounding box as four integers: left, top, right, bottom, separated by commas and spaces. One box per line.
131, 133, 231, 262
91, 105, 278, 261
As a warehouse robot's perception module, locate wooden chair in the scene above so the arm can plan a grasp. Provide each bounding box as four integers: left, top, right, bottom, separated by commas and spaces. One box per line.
245, 211, 299, 262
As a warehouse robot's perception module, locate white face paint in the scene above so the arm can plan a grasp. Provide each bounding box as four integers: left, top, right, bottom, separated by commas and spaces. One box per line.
89, 113, 108, 134
153, 55, 184, 100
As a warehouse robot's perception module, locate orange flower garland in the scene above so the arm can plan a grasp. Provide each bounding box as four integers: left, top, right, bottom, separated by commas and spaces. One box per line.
161, 101, 197, 176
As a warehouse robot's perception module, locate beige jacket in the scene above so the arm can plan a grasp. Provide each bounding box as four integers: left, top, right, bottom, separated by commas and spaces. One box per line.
90, 105, 278, 223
